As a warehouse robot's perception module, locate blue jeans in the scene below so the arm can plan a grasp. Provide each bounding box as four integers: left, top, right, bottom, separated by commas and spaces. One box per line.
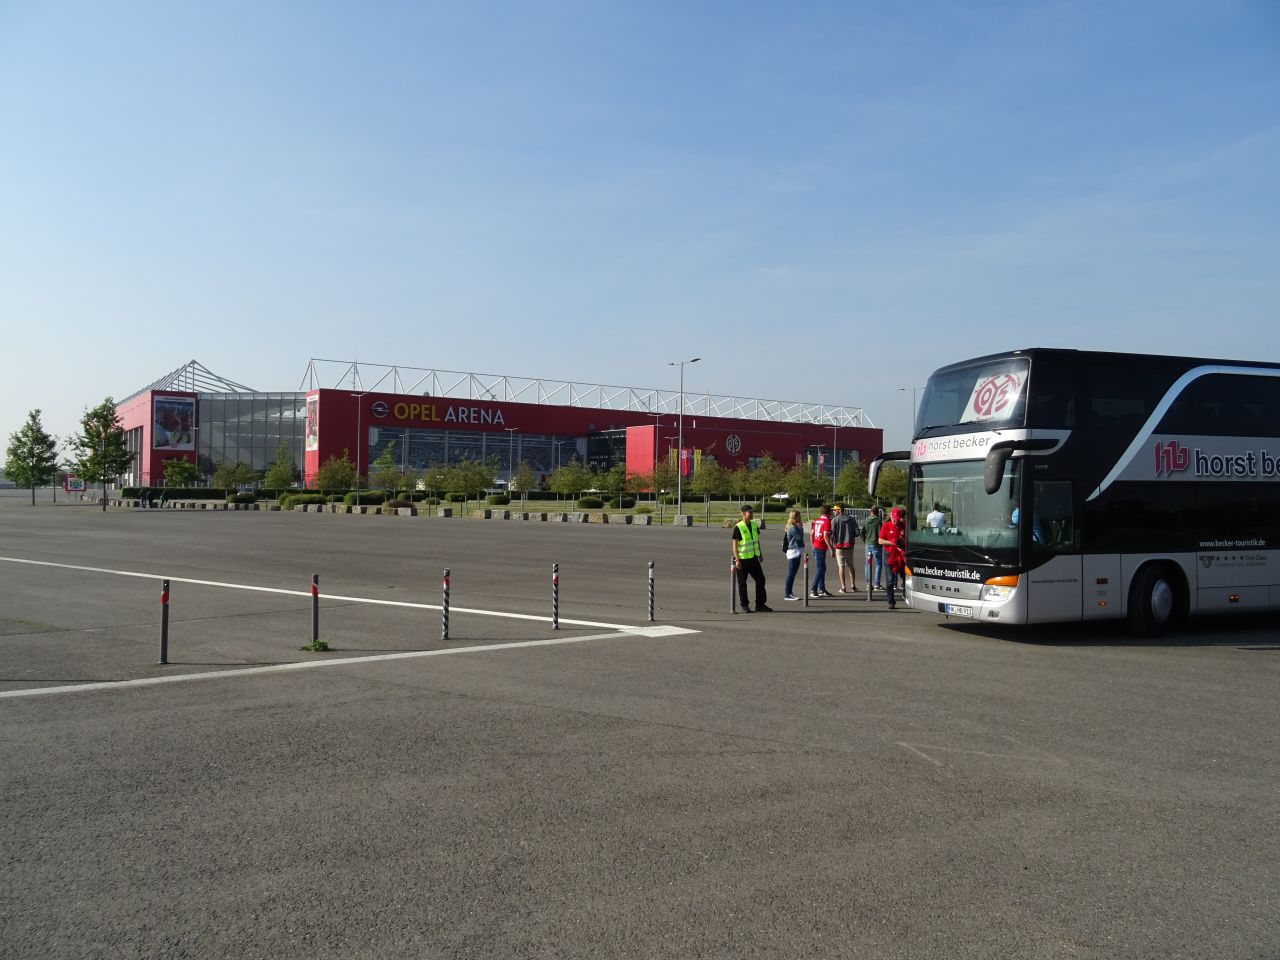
785, 555, 801, 596
887, 567, 901, 607
866, 545, 884, 588
811, 549, 828, 594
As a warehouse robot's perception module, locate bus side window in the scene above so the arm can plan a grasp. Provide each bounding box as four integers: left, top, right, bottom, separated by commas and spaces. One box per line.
1032, 481, 1077, 553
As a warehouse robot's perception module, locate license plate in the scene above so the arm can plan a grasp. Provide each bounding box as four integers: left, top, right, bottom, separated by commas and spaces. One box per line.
944, 603, 973, 618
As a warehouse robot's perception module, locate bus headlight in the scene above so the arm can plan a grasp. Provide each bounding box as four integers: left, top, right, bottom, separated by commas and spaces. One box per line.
980, 575, 1019, 601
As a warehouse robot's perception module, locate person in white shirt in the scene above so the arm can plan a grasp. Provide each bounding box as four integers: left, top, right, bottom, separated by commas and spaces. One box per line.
927, 503, 946, 533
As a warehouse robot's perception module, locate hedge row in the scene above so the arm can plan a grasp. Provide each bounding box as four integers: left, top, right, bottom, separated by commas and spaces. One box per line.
122, 487, 227, 500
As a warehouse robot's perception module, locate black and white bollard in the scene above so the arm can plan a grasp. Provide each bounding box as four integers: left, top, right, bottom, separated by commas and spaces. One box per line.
441, 568, 451, 641
159, 579, 170, 664
311, 574, 319, 645
551, 562, 560, 630
730, 555, 738, 614
803, 552, 810, 608
648, 561, 655, 622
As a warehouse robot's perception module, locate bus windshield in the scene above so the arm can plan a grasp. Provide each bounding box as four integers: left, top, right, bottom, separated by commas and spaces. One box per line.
908, 459, 1021, 566
916, 357, 1030, 434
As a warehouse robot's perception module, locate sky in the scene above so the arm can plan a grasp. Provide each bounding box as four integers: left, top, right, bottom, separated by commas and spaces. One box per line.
2, 0, 1278, 454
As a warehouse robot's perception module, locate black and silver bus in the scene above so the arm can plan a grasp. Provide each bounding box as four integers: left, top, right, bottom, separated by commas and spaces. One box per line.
868, 348, 1280, 636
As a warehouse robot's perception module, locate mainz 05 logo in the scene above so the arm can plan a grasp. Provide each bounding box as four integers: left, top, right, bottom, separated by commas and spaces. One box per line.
971, 374, 1021, 418
725, 434, 742, 455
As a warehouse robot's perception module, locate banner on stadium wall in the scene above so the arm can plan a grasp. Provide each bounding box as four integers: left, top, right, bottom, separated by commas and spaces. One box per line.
305, 396, 320, 452
153, 396, 196, 450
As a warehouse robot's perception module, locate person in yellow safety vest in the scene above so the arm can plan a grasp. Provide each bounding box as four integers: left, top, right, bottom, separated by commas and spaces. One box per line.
732, 504, 772, 613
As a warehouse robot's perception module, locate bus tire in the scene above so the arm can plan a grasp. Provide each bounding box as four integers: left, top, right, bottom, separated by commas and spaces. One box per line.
1127, 563, 1181, 638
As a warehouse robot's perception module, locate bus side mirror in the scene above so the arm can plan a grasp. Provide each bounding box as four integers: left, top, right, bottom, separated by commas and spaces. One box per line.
868, 451, 910, 495
983, 438, 1059, 495
983, 445, 1014, 495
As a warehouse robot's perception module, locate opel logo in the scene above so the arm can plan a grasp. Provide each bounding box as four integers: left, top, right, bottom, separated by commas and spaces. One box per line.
726, 434, 742, 455
371, 401, 389, 418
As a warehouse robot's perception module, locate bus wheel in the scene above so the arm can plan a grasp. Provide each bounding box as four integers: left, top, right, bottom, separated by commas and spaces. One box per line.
1127, 564, 1179, 638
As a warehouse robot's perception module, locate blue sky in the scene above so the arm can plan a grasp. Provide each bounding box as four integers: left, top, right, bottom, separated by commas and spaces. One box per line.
2, 0, 1277, 451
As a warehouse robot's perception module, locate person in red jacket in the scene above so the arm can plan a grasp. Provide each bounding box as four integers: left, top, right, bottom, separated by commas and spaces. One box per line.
809, 505, 834, 598
878, 507, 908, 609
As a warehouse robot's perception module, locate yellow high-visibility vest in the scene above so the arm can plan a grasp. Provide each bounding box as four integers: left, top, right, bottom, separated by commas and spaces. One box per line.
735, 519, 762, 560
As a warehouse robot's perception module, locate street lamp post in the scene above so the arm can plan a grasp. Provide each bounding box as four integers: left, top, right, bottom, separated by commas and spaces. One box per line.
667, 357, 700, 517
505, 427, 517, 494
898, 386, 922, 440
830, 424, 839, 500
350, 392, 367, 506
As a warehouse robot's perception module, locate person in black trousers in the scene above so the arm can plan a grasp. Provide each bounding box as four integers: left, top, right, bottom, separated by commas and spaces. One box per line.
732, 504, 772, 613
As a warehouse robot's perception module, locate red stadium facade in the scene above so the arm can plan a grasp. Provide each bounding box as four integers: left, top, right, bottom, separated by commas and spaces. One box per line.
114, 360, 882, 489
303, 389, 882, 487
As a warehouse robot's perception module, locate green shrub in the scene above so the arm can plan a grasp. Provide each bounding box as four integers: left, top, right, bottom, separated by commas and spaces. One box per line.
763, 501, 787, 512
606, 497, 637, 509
229, 492, 257, 504
487, 494, 511, 505
385, 499, 413, 509
326, 494, 345, 503
633, 504, 652, 515
343, 490, 387, 506
522, 490, 557, 501
446, 492, 469, 502
423, 497, 440, 505
576, 496, 605, 508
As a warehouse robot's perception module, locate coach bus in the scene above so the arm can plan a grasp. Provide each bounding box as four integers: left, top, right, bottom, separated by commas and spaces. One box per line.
868, 348, 1280, 636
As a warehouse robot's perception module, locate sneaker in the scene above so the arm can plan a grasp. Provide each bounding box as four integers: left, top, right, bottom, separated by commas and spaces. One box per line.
822, 591, 836, 598
757, 605, 774, 613
784, 594, 800, 601
740, 607, 753, 614
809, 591, 822, 599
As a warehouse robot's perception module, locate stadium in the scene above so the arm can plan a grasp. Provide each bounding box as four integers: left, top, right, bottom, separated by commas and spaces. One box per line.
115, 359, 883, 489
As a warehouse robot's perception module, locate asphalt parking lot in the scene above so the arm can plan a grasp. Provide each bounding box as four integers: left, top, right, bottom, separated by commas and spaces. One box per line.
1, 491, 1277, 959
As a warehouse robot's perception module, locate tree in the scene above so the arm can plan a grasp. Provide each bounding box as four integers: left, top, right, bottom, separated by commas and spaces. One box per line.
835, 460, 871, 506
513, 461, 536, 507
444, 458, 495, 510
4, 409, 59, 505
875, 462, 908, 508
783, 463, 823, 512
162, 457, 200, 487
548, 457, 589, 507
747, 453, 785, 514
212, 461, 258, 489
422, 463, 450, 497
688, 462, 727, 526
70, 398, 133, 512
726, 464, 751, 504
314, 450, 357, 491
369, 441, 405, 495
262, 441, 298, 489
601, 463, 628, 502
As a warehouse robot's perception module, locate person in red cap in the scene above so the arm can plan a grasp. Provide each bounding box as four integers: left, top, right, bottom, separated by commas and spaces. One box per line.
878, 507, 908, 609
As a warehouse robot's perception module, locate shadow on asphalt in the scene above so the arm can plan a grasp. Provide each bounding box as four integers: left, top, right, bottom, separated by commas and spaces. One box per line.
937, 611, 1279, 648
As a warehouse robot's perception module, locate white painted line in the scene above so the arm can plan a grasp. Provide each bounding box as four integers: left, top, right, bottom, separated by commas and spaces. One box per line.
0, 629, 669, 701
0, 556, 632, 630
897, 742, 944, 767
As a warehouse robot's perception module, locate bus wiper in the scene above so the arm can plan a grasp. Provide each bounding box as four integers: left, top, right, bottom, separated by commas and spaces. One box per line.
952, 544, 1000, 565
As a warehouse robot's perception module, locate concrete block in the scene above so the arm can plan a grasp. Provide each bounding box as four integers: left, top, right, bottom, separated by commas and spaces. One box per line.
612, 514, 633, 525
674, 514, 693, 526
397, 507, 416, 516
438, 507, 453, 518
471, 508, 492, 519
550, 512, 568, 522
632, 514, 652, 525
